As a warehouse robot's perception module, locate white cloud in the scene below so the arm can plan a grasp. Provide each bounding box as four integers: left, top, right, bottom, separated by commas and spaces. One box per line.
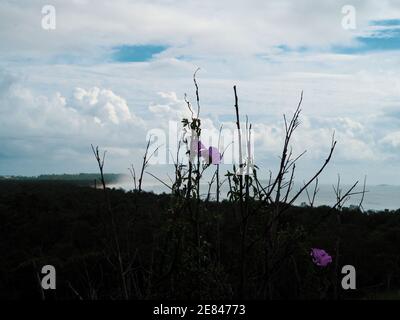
72, 87, 142, 125
1, 1, 400, 184
381, 131, 400, 148
148, 91, 189, 121
253, 116, 377, 163
0, 71, 149, 173
1, 0, 400, 60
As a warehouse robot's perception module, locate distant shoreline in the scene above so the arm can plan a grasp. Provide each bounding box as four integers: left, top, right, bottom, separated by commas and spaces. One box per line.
1, 177, 399, 212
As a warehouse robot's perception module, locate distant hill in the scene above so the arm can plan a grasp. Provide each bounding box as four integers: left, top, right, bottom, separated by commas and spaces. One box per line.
0, 173, 125, 183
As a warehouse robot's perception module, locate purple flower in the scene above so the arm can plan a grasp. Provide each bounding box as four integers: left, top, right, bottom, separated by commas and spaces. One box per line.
190, 136, 222, 165
310, 248, 332, 267
201, 146, 222, 165
190, 137, 206, 155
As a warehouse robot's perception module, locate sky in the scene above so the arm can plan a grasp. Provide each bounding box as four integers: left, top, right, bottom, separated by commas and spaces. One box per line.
1, 0, 400, 185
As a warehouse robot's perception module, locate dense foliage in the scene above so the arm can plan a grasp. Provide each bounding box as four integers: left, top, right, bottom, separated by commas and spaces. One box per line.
1, 180, 399, 300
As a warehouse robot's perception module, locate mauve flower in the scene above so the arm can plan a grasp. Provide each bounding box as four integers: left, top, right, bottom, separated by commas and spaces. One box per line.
190, 136, 206, 155
190, 136, 222, 165
310, 248, 332, 267
201, 146, 222, 165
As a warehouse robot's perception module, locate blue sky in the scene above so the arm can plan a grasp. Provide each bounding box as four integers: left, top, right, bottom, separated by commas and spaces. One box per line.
1, 0, 400, 185
335, 19, 400, 53
112, 45, 168, 62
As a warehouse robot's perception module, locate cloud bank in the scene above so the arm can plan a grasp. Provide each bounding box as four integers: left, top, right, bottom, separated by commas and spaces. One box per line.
0, 0, 400, 185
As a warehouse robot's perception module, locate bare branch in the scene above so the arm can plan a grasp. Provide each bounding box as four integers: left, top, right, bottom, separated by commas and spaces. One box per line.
359, 175, 367, 211
128, 164, 137, 190
287, 135, 337, 206
193, 67, 201, 118
146, 172, 173, 191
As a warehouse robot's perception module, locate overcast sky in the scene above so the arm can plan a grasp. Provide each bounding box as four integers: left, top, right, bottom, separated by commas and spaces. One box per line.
1, 0, 400, 185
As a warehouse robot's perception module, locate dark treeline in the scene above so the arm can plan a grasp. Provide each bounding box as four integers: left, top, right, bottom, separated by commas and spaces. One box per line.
0, 173, 123, 182
1, 180, 399, 300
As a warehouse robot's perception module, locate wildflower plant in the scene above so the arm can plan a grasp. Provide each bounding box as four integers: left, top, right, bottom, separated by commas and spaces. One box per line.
88, 69, 365, 300
311, 248, 333, 267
